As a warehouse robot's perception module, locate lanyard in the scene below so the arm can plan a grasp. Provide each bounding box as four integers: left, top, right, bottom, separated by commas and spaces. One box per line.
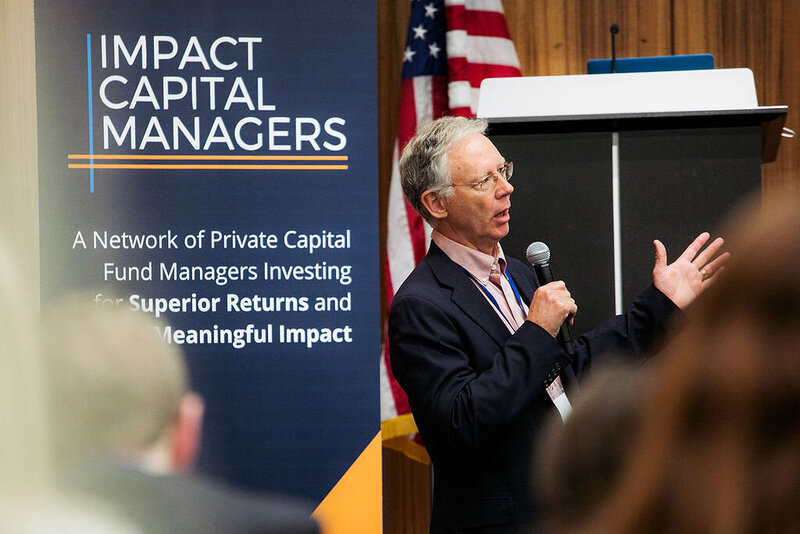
463, 267, 528, 329
465, 266, 573, 417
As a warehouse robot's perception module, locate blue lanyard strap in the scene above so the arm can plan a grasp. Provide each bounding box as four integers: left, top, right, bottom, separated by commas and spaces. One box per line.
505, 271, 527, 312
462, 267, 528, 328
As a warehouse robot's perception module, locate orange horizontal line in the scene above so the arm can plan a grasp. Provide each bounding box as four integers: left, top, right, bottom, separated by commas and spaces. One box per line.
68, 164, 348, 170
68, 154, 348, 161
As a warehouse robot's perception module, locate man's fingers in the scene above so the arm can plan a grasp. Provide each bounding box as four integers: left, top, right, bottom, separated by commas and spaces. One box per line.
653, 239, 667, 269
541, 280, 566, 290
537, 283, 573, 310
677, 232, 711, 262
700, 251, 731, 278
693, 236, 725, 267
701, 265, 727, 287
568, 299, 577, 319
529, 284, 578, 336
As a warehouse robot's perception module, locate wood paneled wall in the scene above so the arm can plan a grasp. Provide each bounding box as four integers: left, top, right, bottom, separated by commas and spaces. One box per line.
500, 0, 800, 197
379, 1, 799, 532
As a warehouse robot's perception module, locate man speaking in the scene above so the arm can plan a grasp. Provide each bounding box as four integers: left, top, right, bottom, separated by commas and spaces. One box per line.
388, 116, 727, 533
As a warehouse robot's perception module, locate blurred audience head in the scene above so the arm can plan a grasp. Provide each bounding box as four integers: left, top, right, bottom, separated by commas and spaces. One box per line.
581, 197, 800, 534
40, 295, 321, 534
0, 246, 136, 532
535, 361, 652, 532
42, 295, 203, 474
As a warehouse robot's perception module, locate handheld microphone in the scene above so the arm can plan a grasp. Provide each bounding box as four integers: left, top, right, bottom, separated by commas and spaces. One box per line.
525, 242, 576, 358
610, 24, 619, 73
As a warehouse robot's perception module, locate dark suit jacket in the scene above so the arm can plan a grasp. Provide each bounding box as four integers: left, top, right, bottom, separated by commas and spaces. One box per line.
388, 242, 676, 533
61, 460, 320, 534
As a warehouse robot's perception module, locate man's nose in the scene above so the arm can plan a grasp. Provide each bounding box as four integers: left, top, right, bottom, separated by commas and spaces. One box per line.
496, 176, 513, 197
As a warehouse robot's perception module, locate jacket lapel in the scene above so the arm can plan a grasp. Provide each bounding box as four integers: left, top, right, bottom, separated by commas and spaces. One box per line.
426, 243, 511, 347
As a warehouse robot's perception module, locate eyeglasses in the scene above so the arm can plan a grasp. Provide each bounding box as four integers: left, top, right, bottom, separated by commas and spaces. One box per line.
448, 161, 513, 193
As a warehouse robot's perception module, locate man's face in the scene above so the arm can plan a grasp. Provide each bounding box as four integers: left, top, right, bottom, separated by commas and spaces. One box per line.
437, 133, 513, 255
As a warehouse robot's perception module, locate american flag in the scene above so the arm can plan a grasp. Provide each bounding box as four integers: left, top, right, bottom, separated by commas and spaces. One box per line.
380, 0, 521, 458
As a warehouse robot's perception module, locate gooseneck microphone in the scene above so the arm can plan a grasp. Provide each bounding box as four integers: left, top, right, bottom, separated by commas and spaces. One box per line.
525, 242, 576, 358
610, 24, 619, 73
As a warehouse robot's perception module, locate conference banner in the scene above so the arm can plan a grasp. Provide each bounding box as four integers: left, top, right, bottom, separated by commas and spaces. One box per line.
34, 0, 380, 527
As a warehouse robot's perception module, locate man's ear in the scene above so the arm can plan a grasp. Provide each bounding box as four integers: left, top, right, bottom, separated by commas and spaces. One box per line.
170, 392, 204, 472
420, 189, 448, 222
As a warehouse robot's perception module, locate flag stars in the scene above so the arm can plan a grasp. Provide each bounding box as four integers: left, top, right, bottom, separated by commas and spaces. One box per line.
403, 46, 417, 63
424, 3, 438, 18
428, 42, 442, 58
412, 24, 428, 40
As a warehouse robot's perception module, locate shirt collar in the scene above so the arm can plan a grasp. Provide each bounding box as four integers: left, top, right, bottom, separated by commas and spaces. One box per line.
431, 230, 507, 285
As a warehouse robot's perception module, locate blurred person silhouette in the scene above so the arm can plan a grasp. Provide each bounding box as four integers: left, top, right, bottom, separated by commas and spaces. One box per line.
533, 361, 653, 533
578, 197, 800, 534
0, 243, 48, 505
0, 244, 136, 533
42, 294, 320, 534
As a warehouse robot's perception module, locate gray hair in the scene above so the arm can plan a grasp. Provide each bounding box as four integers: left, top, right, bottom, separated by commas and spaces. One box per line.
399, 116, 488, 224
41, 294, 188, 467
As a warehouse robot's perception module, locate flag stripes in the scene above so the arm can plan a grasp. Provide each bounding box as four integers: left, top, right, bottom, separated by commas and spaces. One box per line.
380, 0, 521, 449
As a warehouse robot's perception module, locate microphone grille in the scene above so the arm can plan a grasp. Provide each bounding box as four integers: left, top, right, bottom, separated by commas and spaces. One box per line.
526, 242, 550, 265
